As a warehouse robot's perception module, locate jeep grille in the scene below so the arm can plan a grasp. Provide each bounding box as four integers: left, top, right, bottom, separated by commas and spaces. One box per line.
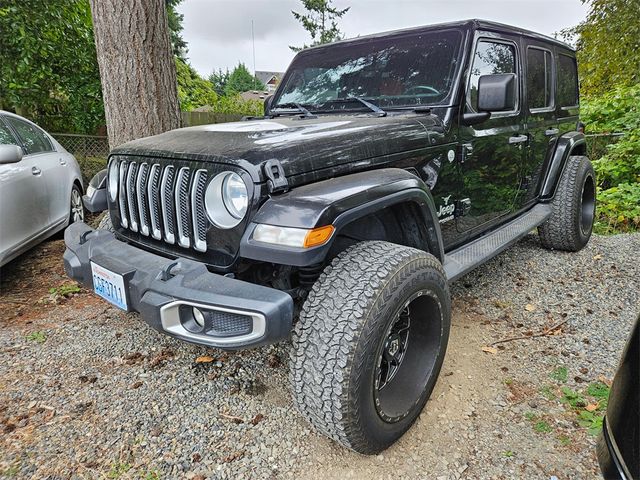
112, 158, 209, 253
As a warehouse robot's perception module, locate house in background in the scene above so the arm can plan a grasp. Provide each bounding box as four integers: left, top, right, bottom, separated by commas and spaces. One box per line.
255, 71, 283, 93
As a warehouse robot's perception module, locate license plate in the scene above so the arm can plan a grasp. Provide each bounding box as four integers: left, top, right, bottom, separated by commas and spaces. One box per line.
90, 262, 128, 310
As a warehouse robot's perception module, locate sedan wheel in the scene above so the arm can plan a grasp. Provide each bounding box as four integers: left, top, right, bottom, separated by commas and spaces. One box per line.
70, 186, 84, 223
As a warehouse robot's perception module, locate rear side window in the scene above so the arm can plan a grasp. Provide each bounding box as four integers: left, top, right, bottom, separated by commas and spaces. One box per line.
0, 120, 18, 145
468, 40, 517, 112
557, 54, 578, 107
4, 116, 53, 155
527, 48, 553, 110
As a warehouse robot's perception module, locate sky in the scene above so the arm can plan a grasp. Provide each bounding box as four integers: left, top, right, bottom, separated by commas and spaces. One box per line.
177, 0, 589, 77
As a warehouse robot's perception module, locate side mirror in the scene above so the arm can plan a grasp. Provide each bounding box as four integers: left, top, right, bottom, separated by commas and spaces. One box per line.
0, 144, 23, 164
83, 169, 108, 213
264, 95, 274, 116
477, 73, 516, 112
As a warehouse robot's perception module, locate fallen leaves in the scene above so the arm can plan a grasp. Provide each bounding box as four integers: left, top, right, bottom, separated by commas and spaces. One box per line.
525, 304, 536, 312
585, 403, 599, 412
481, 346, 498, 354
250, 413, 264, 425
195, 355, 215, 364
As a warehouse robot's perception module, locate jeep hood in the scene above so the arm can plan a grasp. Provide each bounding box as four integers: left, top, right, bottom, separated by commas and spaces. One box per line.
112, 113, 445, 186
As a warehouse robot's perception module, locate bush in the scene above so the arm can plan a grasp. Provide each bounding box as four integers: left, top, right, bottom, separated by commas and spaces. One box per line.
581, 84, 640, 234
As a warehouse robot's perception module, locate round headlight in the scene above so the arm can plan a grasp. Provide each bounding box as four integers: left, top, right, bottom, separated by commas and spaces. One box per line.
204, 171, 248, 229
107, 159, 118, 202
222, 172, 248, 219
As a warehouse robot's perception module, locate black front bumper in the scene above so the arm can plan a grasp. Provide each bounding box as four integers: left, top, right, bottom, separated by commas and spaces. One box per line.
63, 222, 294, 350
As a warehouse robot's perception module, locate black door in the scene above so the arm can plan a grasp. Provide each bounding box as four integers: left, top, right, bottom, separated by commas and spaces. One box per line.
519, 43, 557, 209
457, 35, 526, 236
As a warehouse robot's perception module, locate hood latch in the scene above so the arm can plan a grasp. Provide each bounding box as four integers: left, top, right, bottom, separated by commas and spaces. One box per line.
263, 159, 289, 194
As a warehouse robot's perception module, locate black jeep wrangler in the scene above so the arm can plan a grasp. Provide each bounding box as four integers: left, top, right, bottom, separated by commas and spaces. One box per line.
66, 19, 595, 454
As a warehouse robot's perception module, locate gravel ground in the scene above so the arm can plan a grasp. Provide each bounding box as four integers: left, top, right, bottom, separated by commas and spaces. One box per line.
1, 233, 638, 479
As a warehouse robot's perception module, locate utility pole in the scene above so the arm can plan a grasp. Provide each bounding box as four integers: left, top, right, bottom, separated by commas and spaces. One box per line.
252, 20, 257, 91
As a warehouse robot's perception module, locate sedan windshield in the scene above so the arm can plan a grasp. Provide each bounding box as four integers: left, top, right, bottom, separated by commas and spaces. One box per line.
273, 29, 463, 112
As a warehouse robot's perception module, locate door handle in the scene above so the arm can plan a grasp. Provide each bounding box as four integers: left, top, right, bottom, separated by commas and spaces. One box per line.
545, 128, 559, 136
508, 134, 528, 144
59, 158, 67, 166
31, 166, 42, 175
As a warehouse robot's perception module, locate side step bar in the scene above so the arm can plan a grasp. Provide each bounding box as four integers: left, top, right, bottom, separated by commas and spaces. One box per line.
444, 204, 552, 282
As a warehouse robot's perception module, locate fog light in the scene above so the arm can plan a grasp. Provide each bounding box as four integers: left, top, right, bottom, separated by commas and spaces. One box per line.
193, 307, 206, 328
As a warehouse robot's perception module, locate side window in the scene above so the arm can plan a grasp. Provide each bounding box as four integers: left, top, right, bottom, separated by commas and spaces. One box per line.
557, 54, 578, 107
4, 117, 53, 155
0, 120, 18, 145
468, 40, 517, 112
527, 48, 553, 110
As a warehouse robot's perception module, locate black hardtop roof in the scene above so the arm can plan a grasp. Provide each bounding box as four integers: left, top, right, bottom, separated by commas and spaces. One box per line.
303, 18, 574, 53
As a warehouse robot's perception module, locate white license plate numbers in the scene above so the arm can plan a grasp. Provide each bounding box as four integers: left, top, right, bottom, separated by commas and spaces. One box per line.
90, 262, 128, 310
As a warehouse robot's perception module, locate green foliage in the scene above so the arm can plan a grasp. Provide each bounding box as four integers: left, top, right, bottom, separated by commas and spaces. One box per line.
209, 68, 231, 96
26, 331, 47, 343
224, 63, 265, 95
502, 450, 515, 458
166, 0, 188, 60
176, 59, 218, 111
77, 156, 108, 186
49, 283, 81, 298
563, 0, 640, 97
534, 421, 552, 434
550, 366, 568, 383
0, 0, 104, 133
559, 383, 610, 435
581, 84, 640, 233
290, 0, 350, 52
210, 96, 264, 117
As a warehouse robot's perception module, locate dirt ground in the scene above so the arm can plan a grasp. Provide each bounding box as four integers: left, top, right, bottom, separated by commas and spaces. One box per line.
1, 235, 638, 479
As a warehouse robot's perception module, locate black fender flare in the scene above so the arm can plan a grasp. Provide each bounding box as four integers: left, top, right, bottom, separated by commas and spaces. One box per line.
540, 131, 587, 199
239, 168, 444, 267
83, 168, 108, 213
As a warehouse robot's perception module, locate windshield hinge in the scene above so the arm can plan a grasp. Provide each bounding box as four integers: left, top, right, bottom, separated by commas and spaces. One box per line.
263, 159, 289, 194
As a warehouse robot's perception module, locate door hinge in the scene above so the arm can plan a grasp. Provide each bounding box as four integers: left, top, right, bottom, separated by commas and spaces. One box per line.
263, 159, 289, 194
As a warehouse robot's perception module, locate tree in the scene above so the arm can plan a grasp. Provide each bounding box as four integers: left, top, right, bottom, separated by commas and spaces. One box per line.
166, 0, 188, 60
224, 63, 265, 95
290, 0, 350, 52
209, 68, 231, 97
562, 0, 640, 96
89, 0, 181, 149
176, 59, 218, 110
0, 0, 104, 133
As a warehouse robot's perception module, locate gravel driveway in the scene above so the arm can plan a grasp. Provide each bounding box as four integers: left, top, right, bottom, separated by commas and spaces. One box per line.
1, 233, 638, 479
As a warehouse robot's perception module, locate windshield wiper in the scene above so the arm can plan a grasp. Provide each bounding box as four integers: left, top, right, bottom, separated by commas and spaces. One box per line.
324, 97, 386, 117
271, 102, 316, 118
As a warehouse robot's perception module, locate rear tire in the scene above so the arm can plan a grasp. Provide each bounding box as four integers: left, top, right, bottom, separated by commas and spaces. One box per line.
290, 241, 451, 454
538, 155, 595, 251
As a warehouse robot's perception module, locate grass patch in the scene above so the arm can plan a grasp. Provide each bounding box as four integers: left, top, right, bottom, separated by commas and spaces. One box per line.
524, 412, 537, 421
559, 383, 611, 435
49, 283, 81, 298
558, 434, 572, 446
540, 385, 557, 400
502, 450, 515, 458
26, 331, 46, 343
550, 366, 568, 383
107, 463, 132, 479
534, 420, 553, 433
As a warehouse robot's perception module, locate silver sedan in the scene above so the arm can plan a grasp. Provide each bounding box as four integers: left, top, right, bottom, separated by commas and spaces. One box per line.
0, 111, 84, 266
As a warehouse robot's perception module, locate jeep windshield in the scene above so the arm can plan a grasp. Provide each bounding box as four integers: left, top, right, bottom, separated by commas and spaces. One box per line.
272, 29, 463, 113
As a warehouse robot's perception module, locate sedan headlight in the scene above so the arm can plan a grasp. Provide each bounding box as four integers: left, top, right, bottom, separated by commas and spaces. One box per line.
205, 171, 248, 229
107, 159, 119, 202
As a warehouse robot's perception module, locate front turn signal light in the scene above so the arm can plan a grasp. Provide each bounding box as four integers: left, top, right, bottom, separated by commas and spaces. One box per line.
303, 225, 335, 248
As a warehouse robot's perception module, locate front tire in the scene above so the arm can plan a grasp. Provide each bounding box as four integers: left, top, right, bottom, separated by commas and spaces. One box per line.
290, 241, 451, 454
538, 155, 596, 251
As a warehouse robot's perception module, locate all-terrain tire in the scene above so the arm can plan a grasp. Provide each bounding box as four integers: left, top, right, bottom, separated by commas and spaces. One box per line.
290, 241, 451, 454
97, 212, 114, 232
538, 155, 596, 251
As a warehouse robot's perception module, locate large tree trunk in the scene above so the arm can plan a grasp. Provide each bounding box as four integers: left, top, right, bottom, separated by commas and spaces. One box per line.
89, 0, 180, 149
